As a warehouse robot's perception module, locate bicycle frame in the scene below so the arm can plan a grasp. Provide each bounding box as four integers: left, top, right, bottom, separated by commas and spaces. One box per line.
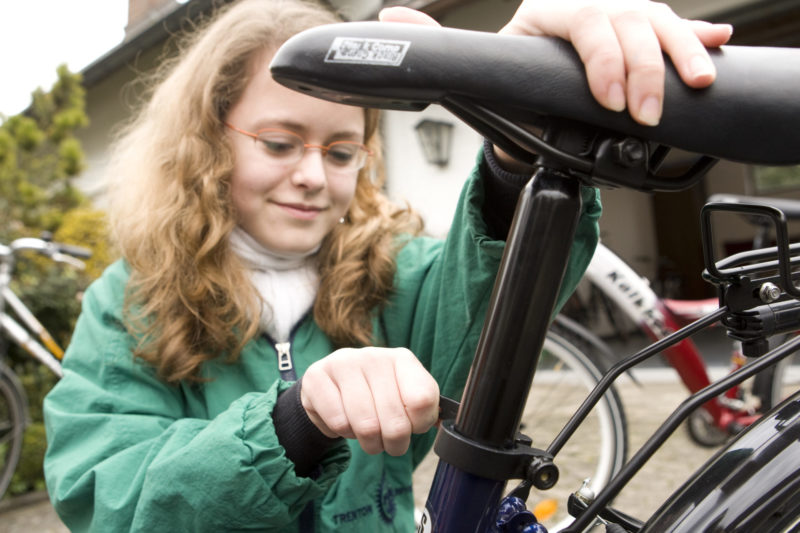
0, 241, 73, 378
0, 287, 64, 378
270, 21, 800, 533
0, 237, 89, 500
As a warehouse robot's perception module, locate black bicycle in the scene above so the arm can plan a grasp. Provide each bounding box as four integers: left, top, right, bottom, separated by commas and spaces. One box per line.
271, 22, 800, 532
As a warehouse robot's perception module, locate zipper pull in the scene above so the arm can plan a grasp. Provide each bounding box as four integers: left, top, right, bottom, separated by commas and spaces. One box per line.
275, 341, 293, 372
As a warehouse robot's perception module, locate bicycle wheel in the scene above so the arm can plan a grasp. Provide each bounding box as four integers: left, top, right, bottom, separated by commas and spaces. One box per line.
521, 319, 628, 531
686, 336, 798, 448
685, 406, 729, 447
0, 365, 27, 498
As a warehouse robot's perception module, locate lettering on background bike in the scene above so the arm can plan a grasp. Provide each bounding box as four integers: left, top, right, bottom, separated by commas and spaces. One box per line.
605, 271, 647, 308
605, 270, 670, 338
585, 245, 672, 339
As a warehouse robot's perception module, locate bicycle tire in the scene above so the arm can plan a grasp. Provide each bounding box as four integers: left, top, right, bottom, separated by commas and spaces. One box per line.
685, 407, 729, 447
521, 317, 628, 531
688, 335, 795, 448
0, 364, 27, 498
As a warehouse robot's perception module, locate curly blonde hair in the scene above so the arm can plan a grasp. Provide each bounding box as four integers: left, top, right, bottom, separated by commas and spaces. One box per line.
107, 0, 422, 383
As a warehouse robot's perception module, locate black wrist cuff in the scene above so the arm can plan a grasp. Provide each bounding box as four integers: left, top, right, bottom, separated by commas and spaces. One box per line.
273, 378, 342, 477
481, 139, 531, 238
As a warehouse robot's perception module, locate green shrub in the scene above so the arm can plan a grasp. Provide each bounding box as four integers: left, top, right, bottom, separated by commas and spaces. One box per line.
55, 207, 114, 281
8, 423, 48, 496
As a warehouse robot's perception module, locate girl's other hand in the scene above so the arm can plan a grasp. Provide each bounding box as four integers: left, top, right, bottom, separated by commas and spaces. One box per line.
300, 347, 440, 456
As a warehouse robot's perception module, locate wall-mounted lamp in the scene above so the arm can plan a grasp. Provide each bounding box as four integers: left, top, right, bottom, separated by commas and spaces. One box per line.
415, 119, 454, 168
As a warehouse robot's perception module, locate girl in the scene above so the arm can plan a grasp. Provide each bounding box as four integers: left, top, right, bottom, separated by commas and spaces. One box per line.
43, 0, 731, 531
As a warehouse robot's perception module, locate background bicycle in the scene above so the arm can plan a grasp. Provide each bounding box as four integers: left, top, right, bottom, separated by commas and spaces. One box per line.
562, 193, 800, 448
0, 236, 90, 498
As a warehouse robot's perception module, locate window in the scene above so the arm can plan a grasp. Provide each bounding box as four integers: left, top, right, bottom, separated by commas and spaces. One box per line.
752, 165, 800, 192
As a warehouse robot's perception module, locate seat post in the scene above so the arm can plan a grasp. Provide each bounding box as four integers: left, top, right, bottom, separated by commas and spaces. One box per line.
456, 167, 583, 447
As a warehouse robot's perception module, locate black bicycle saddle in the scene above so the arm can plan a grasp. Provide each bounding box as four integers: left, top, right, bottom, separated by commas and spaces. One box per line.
271, 22, 800, 168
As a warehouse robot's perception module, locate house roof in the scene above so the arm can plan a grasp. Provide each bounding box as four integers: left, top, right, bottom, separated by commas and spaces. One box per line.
81, 0, 798, 89
81, 0, 232, 88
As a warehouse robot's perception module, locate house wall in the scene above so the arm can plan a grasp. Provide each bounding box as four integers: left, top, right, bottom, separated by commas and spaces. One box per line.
670, 0, 759, 18
74, 46, 161, 205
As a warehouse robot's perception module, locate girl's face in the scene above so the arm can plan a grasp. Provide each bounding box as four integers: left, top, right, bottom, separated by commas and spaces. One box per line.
225, 51, 366, 255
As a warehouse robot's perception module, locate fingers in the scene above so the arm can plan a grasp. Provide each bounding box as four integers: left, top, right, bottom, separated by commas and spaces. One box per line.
359, 352, 412, 455
378, 6, 441, 27
573, 3, 702, 126
303, 352, 382, 452
655, 17, 733, 90
300, 365, 352, 439
608, 7, 667, 126
501, 1, 733, 126
565, 6, 628, 113
627, 6, 731, 123
687, 20, 734, 48
394, 350, 440, 434
647, 6, 721, 89
300, 347, 440, 456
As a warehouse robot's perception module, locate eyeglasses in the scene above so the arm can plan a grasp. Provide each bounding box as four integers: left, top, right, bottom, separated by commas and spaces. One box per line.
225, 123, 371, 173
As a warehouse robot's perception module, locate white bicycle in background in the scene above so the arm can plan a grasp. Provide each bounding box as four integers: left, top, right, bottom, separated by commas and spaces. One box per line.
0, 235, 89, 497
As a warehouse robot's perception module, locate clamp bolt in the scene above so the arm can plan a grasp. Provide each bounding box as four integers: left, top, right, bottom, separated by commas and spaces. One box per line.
527, 458, 559, 490
759, 282, 781, 303
612, 138, 646, 168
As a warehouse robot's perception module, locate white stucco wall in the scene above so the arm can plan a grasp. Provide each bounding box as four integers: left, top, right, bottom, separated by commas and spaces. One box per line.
382, 106, 483, 237
669, 0, 763, 18
74, 46, 160, 207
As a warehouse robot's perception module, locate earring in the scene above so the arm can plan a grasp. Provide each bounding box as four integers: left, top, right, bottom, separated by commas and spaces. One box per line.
339, 217, 346, 224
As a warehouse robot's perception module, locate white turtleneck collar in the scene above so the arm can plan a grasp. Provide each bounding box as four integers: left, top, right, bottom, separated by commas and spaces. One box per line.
229, 227, 320, 342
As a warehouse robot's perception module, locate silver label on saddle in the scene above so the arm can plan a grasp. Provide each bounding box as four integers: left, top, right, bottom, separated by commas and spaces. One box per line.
325, 37, 409, 66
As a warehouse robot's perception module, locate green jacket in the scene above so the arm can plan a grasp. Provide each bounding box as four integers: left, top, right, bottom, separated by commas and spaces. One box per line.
44, 160, 601, 532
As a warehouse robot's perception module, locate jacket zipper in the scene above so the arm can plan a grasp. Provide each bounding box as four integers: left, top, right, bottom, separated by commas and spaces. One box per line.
263, 314, 308, 382
267, 338, 297, 381
275, 341, 293, 372
264, 324, 314, 530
